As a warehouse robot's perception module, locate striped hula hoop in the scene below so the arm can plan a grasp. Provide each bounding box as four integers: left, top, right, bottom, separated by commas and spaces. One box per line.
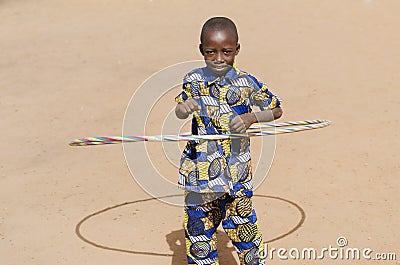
69, 119, 331, 146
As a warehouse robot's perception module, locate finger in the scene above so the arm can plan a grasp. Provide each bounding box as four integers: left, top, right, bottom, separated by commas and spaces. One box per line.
231, 116, 245, 126
187, 100, 199, 111
230, 123, 242, 133
229, 118, 239, 127
231, 123, 244, 133
182, 103, 192, 114
231, 118, 244, 129
235, 122, 246, 133
230, 124, 239, 131
187, 99, 199, 111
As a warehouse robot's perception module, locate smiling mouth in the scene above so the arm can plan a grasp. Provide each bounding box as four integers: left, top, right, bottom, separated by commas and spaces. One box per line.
210, 63, 229, 71
206, 61, 232, 74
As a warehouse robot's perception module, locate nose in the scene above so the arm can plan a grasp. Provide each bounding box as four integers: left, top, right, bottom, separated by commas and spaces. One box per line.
216, 51, 224, 63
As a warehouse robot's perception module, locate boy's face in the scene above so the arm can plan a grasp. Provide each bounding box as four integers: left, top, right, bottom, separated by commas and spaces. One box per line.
200, 29, 240, 76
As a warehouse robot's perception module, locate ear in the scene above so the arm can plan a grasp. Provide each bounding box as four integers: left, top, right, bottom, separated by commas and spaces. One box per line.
199, 44, 204, 55
235, 43, 240, 55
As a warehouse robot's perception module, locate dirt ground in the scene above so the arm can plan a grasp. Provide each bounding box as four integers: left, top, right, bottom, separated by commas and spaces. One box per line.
1, 1, 399, 264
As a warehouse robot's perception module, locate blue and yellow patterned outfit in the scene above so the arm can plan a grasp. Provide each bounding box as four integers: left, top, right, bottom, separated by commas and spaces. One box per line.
175, 64, 281, 265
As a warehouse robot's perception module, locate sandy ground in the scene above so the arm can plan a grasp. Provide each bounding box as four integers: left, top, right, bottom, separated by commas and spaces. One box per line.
1, 1, 399, 264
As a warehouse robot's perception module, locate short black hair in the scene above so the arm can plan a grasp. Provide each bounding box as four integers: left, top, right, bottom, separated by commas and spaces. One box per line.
200, 17, 238, 43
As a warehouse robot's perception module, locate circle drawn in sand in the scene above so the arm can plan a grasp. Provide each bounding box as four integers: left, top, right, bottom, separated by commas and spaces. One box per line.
75, 195, 305, 257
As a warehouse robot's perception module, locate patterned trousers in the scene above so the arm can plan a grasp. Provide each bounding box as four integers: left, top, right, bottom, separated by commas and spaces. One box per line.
184, 192, 265, 265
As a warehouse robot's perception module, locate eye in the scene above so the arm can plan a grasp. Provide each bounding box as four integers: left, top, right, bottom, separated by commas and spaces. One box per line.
223, 50, 233, 55
205, 50, 215, 55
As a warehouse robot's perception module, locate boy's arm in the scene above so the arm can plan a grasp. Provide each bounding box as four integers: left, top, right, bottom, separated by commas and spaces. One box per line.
229, 106, 283, 133
254, 106, 283, 123
175, 98, 201, 119
230, 74, 283, 133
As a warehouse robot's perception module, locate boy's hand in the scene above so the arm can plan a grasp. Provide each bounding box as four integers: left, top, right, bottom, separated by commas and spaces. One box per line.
229, 113, 257, 133
175, 99, 201, 119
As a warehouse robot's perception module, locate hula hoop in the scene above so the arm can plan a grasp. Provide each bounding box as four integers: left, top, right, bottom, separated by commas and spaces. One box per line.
69, 119, 331, 146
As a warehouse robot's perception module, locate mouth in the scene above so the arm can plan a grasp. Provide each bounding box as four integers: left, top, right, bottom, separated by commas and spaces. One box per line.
213, 65, 226, 70
207, 62, 231, 74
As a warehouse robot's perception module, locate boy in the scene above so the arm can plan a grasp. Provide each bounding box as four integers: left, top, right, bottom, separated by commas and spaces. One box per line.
175, 17, 282, 265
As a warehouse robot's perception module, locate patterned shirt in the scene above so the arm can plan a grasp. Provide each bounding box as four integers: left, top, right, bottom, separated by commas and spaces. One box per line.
175, 64, 281, 197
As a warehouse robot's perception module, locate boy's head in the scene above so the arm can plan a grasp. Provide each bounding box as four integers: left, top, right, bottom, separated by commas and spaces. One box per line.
199, 17, 240, 76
